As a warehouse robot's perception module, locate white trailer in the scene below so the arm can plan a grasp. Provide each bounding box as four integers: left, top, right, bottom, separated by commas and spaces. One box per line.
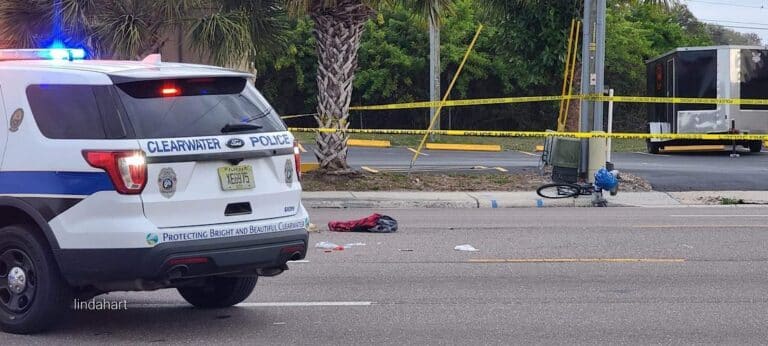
645, 46, 768, 153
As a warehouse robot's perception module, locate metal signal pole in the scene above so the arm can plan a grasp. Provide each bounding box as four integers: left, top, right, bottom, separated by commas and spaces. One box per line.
429, 3, 441, 140
579, 0, 606, 177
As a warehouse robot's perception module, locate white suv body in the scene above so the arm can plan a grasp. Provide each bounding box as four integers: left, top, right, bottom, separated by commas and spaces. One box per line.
0, 50, 309, 334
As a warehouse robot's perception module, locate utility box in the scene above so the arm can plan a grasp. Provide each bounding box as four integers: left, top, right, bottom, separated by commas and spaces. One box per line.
547, 137, 580, 183
645, 46, 768, 153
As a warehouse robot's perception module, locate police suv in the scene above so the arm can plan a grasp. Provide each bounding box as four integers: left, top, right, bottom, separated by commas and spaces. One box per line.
0, 49, 308, 334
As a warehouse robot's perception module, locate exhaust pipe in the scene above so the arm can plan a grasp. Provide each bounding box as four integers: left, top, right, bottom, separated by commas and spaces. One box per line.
257, 262, 291, 277
256, 267, 284, 277
166, 265, 189, 279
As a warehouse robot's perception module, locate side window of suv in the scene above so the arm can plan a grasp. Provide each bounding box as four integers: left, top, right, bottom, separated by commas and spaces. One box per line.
26, 84, 126, 139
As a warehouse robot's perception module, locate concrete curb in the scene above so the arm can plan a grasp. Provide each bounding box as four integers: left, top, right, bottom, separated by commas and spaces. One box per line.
301, 191, 768, 208
347, 139, 391, 148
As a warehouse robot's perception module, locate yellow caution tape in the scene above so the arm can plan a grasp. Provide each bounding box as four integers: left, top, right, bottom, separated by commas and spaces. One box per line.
590, 95, 768, 106
349, 95, 575, 111
288, 95, 768, 116
346, 94, 768, 111
280, 113, 317, 120
289, 127, 768, 141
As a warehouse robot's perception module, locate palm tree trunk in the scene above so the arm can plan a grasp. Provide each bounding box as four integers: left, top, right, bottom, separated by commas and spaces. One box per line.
310, 0, 373, 173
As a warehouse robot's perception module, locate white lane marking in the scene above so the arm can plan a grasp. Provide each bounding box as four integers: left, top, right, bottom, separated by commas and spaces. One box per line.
407, 147, 429, 156
239, 302, 372, 307
633, 151, 671, 157
289, 260, 310, 263
132, 301, 373, 308
670, 215, 768, 218
517, 150, 539, 157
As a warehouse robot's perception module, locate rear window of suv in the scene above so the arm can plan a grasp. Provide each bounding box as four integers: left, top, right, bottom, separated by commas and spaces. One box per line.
26, 84, 125, 139
115, 77, 286, 138
25, 77, 284, 140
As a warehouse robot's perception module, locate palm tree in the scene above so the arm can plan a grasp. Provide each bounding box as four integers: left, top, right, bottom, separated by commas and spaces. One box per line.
0, 0, 285, 68
284, 0, 455, 173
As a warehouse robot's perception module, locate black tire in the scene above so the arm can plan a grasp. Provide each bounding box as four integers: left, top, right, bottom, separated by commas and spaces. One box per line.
178, 276, 257, 308
536, 183, 580, 199
748, 141, 763, 153
646, 140, 660, 154
0, 224, 71, 334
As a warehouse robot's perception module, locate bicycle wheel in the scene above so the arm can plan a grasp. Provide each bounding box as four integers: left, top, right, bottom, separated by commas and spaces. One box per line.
536, 183, 580, 199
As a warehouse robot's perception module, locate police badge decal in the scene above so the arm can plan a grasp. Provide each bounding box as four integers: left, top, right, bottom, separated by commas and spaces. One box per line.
284, 159, 294, 186
158, 168, 177, 198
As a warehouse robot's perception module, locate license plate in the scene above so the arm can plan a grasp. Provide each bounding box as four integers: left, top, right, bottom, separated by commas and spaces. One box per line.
218, 165, 255, 191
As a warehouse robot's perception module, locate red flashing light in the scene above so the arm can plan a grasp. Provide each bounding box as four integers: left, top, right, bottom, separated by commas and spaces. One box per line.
160, 87, 181, 96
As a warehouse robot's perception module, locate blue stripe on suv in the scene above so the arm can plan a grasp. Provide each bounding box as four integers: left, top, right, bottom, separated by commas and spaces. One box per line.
0, 171, 114, 195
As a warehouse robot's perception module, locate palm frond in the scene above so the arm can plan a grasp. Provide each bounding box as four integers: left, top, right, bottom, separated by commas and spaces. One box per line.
284, 0, 388, 17
188, 9, 255, 67
154, 0, 207, 22
92, 0, 158, 59
397, 0, 454, 24
0, 0, 52, 48
187, 0, 288, 69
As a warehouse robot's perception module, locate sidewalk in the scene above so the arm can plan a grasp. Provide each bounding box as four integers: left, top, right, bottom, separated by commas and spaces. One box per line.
301, 191, 768, 208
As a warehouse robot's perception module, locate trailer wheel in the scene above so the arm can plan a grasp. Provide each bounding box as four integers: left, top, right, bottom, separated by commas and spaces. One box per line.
748, 141, 763, 153
646, 140, 661, 154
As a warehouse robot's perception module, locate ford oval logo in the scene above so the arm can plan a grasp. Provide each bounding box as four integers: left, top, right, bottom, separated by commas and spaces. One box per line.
226, 138, 245, 149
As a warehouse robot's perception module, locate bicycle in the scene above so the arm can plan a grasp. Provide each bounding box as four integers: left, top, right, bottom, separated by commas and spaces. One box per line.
536, 134, 620, 207
536, 169, 619, 207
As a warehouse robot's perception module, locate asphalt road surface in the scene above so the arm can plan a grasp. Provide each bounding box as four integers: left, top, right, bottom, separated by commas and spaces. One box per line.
6, 207, 768, 345
301, 146, 768, 191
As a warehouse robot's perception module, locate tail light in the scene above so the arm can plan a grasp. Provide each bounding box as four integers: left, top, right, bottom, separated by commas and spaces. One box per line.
83, 150, 147, 194
293, 140, 302, 181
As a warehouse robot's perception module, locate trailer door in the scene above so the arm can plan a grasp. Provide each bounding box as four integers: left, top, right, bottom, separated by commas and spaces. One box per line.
665, 58, 675, 133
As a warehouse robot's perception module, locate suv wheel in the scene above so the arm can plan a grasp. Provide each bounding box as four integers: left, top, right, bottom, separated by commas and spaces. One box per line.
0, 225, 70, 334
177, 276, 257, 308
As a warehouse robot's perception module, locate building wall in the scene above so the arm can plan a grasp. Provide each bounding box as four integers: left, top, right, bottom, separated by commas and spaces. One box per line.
160, 25, 212, 65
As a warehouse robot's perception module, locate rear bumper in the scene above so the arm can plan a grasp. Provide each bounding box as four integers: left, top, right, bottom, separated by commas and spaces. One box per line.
54, 228, 308, 286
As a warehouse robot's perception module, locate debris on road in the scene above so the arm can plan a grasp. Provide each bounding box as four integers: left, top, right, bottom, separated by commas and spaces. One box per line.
315, 241, 344, 251
454, 244, 479, 252
315, 242, 366, 251
328, 213, 398, 233
307, 223, 319, 232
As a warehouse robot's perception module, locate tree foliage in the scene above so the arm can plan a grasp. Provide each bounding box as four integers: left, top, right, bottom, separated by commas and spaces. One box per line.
0, 0, 286, 67
264, 0, 759, 132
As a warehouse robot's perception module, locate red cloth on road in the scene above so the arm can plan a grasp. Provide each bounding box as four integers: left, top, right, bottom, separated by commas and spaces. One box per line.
328, 213, 383, 232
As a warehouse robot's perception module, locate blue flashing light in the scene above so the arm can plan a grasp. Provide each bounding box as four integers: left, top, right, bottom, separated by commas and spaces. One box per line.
0, 48, 87, 62
70, 49, 86, 59
47, 49, 70, 60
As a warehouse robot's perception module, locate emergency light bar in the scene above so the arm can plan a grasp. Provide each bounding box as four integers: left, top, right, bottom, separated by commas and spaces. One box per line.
0, 48, 86, 62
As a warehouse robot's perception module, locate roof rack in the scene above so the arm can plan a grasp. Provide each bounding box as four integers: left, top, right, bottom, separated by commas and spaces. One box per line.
0, 48, 86, 62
